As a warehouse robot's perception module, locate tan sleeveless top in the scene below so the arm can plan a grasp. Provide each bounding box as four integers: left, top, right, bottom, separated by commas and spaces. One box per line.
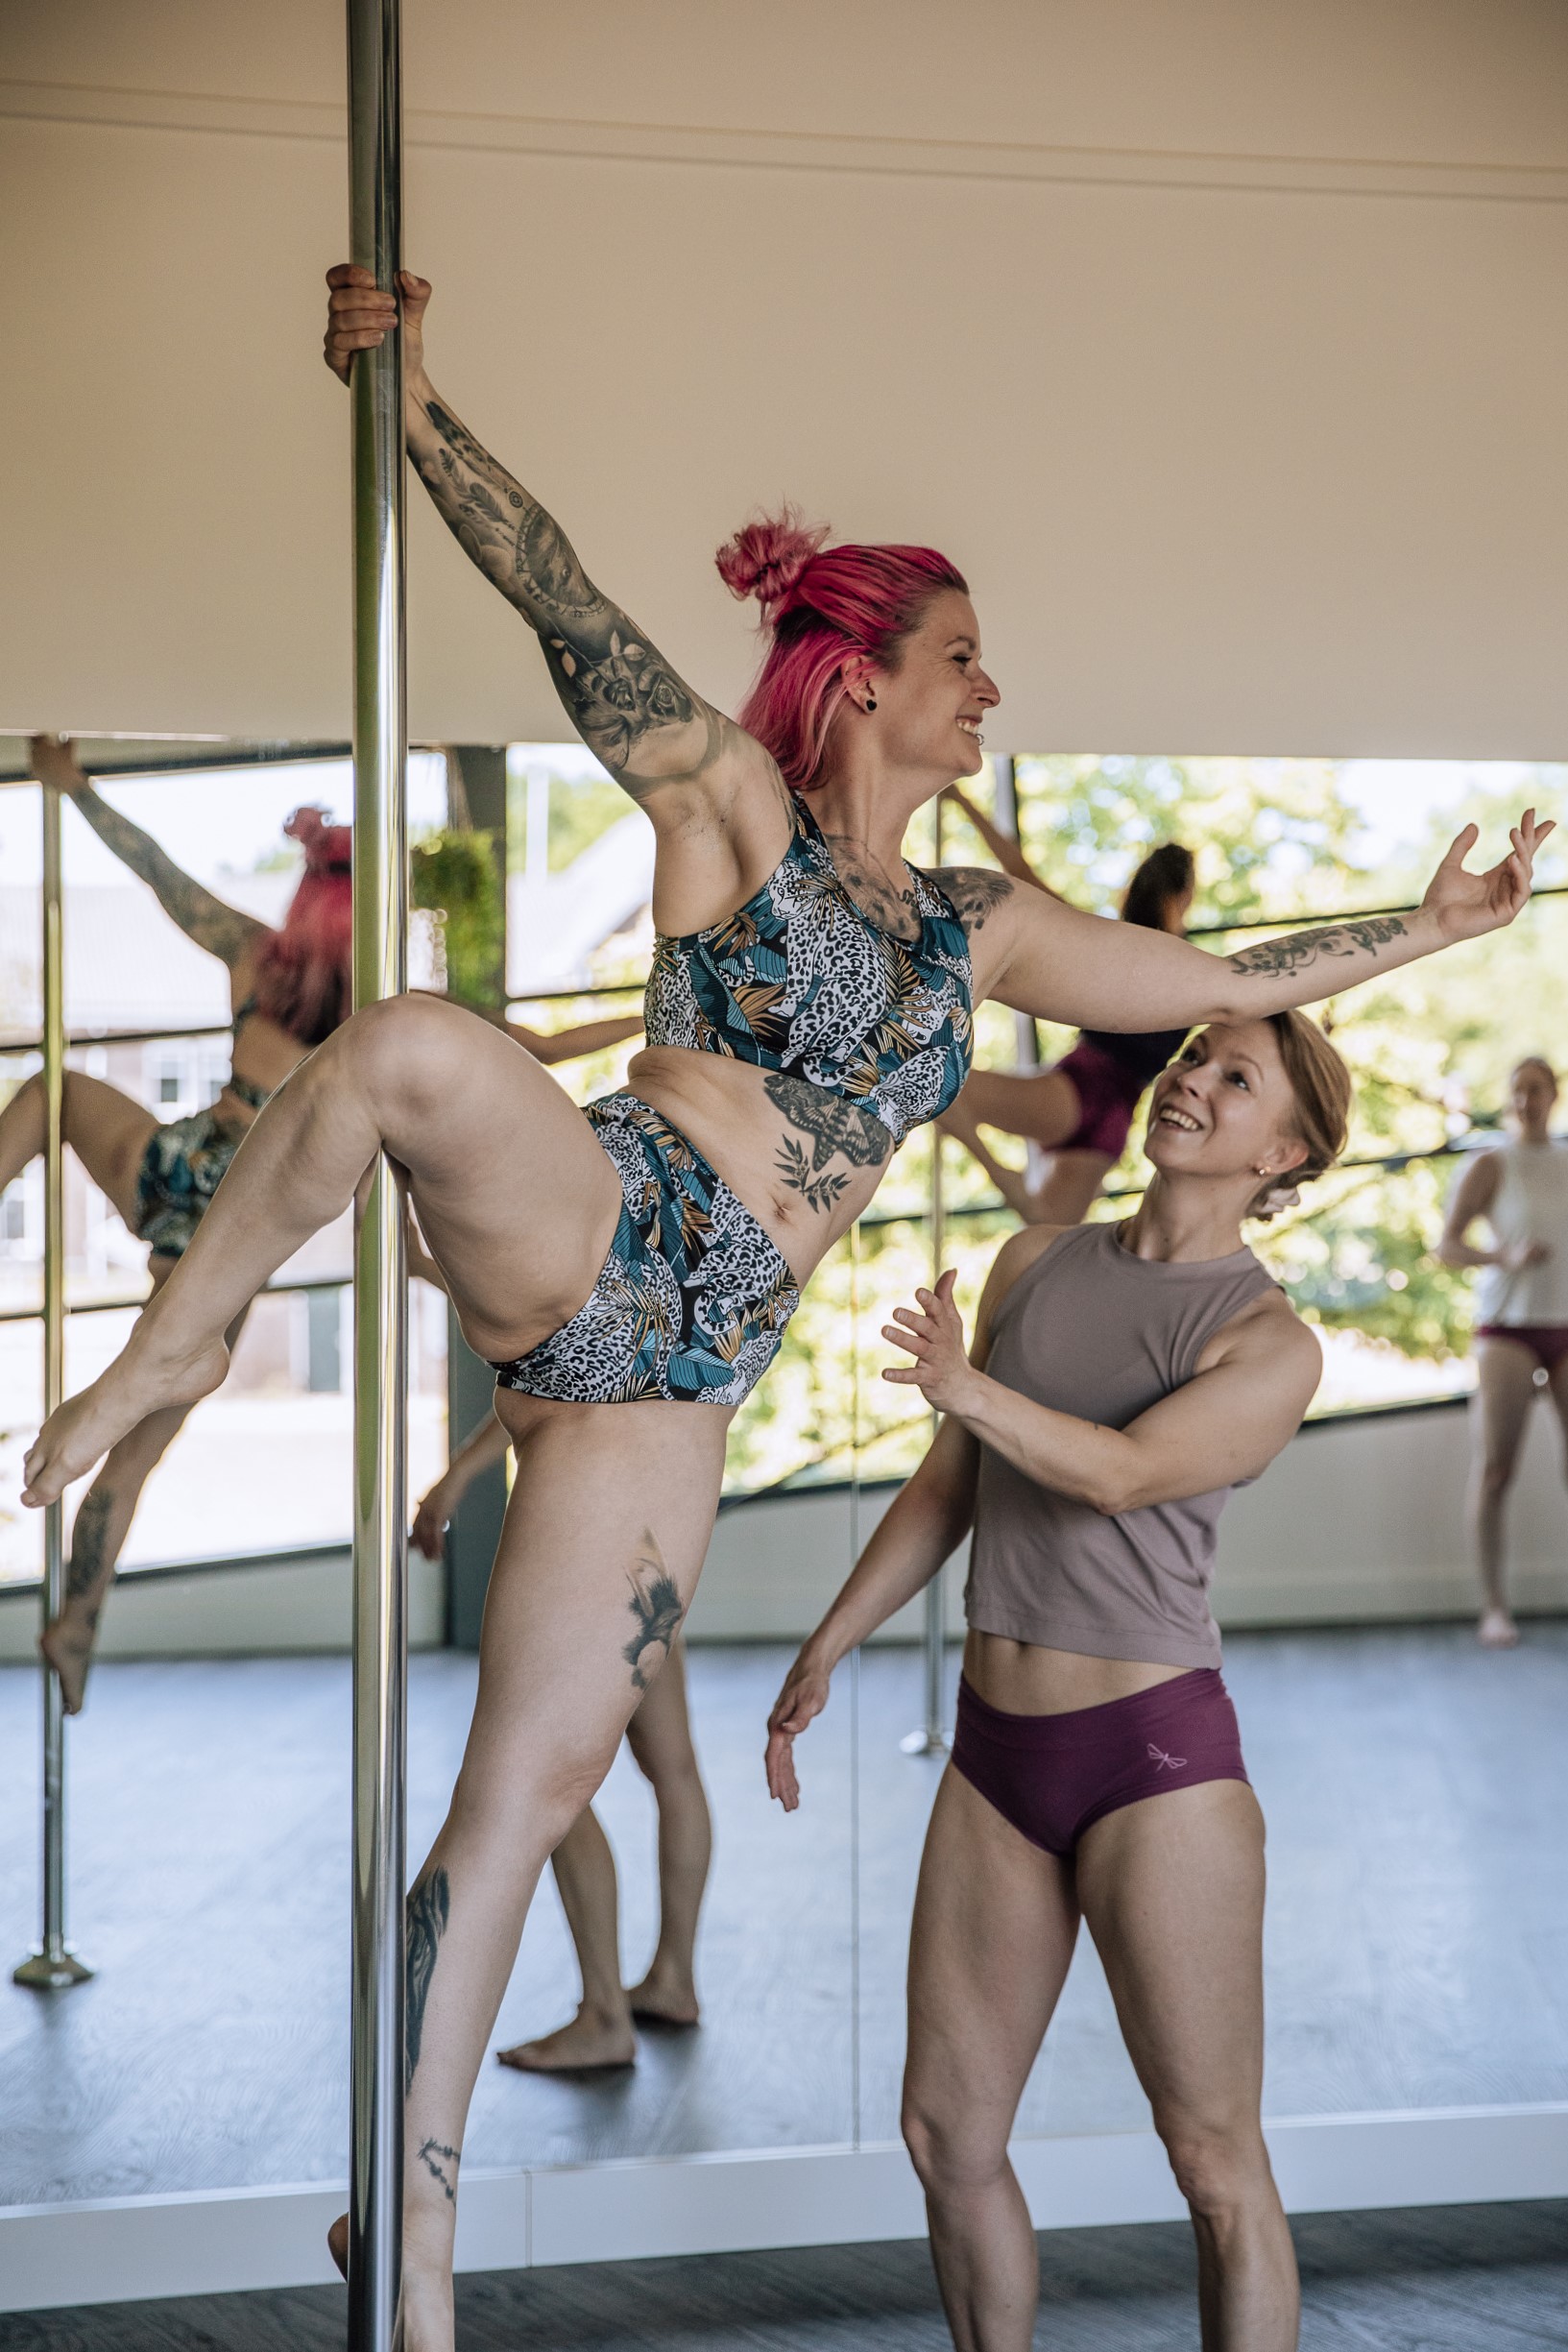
965, 1219, 1278, 1670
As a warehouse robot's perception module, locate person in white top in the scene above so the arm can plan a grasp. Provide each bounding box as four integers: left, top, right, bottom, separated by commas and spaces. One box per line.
1437, 1057, 1568, 1647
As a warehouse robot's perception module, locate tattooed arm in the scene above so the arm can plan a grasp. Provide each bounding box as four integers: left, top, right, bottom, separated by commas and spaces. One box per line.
30, 737, 266, 968
958, 815, 1552, 1031
324, 267, 770, 826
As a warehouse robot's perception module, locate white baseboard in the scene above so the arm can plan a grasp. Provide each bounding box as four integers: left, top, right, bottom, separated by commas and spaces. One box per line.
4, 2103, 1565, 2315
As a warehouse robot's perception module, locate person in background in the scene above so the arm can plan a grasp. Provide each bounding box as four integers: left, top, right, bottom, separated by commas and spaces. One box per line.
412, 1416, 711, 2072
940, 783, 1195, 1226
1437, 1055, 1568, 1647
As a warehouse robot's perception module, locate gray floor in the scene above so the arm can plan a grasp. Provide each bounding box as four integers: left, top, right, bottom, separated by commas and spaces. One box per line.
8, 2204, 1568, 2348
2, 1627, 1567, 2204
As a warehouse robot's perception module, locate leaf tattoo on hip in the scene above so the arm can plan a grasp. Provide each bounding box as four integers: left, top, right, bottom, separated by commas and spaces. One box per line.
764, 1073, 892, 1216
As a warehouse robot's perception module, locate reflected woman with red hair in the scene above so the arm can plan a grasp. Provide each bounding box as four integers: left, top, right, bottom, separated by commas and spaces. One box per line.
16, 269, 1551, 2351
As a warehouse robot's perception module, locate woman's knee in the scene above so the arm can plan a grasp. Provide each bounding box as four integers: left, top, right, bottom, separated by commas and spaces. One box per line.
450, 1735, 617, 1855
902, 2089, 1010, 2197
338, 993, 461, 1117
1158, 2114, 1271, 2219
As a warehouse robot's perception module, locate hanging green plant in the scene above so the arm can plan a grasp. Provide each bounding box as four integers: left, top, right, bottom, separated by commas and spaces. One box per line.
410, 828, 504, 1007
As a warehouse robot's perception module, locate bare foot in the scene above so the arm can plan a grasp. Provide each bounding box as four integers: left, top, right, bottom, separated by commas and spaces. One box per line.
328, 2213, 349, 2278
22, 1335, 229, 1507
1478, 1608, 1520, 1649
39, 1614, 95, 1715
627, 1971, 700, 2030
495, 2002, 636, 2073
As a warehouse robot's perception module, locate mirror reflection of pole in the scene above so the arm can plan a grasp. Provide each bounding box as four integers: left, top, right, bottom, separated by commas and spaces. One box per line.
347, 1, 408, 2346
13, 781, 92, 1991
902, 789, 950, 1758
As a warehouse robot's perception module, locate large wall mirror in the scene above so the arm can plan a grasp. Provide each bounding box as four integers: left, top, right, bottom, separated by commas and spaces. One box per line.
2, 738, 1565, 2262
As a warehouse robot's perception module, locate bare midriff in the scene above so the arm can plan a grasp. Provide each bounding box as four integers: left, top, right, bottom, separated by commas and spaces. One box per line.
215, 1007, 310, 1133
623, 1045, 895, 1287
964, 1630, 1189, 1718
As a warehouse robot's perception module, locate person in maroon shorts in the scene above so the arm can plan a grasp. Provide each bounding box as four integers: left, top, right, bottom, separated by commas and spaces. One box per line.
1437, 1055, 1568, 1647
939, 785, 1195, 1225
768, 1008, 1352, 2352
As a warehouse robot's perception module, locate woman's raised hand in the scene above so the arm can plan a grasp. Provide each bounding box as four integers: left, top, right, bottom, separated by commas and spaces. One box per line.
29, 735, 90, 799
1419, 810, 1555, 944
880, 1270, 979, 1418
323, 264, 432, 386
764, 1648, 833, 1810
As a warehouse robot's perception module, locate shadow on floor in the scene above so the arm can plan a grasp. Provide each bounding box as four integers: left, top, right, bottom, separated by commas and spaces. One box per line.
8, 2200, 1568, 2350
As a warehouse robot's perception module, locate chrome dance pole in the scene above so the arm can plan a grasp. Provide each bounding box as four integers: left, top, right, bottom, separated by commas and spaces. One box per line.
347, 0, 408, 2343
902, 792, 950, 1758
14, 784, 92, 1991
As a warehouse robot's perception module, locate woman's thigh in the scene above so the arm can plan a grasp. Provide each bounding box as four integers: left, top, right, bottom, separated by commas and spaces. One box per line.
1472, 1340, 1539, 1478
963, 1067, 1082, 1152
63, 1073, 160, 1231
449, 1396, 732, 1829
1028, 1149, 1114, 1225
1074, 1781, 1266, 2134
903, 1766, 1080, 2167
368, 1000, 625, 1363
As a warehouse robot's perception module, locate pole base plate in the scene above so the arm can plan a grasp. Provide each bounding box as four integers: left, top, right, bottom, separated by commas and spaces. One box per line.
900, 1728, 950, 1757
12, 1947, 94, 1990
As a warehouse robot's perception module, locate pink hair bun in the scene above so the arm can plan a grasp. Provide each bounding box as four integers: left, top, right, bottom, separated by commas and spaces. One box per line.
285, 804, 352, 874
715, 508, 830, 613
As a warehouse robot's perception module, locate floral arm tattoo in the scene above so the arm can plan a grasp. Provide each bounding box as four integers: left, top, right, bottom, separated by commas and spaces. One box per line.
406, 389, 727, 798
67, 790, 264, 966
1226, 915, 1407, 980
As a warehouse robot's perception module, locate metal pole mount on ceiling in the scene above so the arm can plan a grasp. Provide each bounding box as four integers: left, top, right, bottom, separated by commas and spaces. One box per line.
347, 1, 408, 2345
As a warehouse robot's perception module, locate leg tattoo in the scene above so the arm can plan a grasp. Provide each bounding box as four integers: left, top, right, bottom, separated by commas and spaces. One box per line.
64, 1485, 115, 1618
405, 1864, 450, 2091
416, 2138, 461, 2202
623, 1533, 686, 1691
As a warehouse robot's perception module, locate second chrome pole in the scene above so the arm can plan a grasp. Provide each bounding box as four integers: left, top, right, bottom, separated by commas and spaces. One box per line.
347, 0, 408, 2343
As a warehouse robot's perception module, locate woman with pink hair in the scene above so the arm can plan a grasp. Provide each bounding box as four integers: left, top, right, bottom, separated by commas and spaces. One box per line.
19, 266, 1550, 2350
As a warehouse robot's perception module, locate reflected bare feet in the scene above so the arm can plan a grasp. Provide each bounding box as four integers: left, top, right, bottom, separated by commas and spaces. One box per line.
328, 2213, 350, 2277
38, 1612, 95, 1715
627, 1968, 700, 2030
22, 1334, 228, 1506
495, 2000, 636, 2073
1478, 1608, 1520, 1649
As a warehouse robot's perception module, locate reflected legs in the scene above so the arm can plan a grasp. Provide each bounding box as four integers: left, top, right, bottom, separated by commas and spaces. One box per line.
497, 1637, 711, 2073
1077, 1782, 1297, 2351
0, 1069, 157, 1228
1468, 1338, 1538, 1645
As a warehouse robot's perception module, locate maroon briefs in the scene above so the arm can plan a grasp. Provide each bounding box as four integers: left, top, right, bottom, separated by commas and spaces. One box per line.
951, 1668, 1249, 1858
1052, 1038, 1146, 1160
1475, 1324, 1568, 1376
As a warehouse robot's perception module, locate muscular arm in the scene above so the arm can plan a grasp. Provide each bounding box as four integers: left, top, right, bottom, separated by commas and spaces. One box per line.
890, 1272, 1320, 1514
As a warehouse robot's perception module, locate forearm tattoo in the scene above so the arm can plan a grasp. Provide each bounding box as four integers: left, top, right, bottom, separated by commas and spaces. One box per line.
409, 395, 724, 794
417, 2138, 461, 2203
405, 1863, 450, 2091
70, 791, 260, 963
65, 1486, 115, 1617
1227, 915, 1407, 981
623, 1533, 685, 1690
932, 867, 1014, 937
763, 1074, 892, 1216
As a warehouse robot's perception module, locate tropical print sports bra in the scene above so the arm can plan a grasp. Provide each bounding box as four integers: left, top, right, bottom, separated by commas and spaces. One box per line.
644, 794, 974, 1145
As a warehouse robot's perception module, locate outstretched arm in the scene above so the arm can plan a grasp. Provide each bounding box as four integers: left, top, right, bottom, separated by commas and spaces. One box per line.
507, 1011, 643, 1064
950, 813, 1553, 1032
325, 268, 768, 821
30, 736, 266, 969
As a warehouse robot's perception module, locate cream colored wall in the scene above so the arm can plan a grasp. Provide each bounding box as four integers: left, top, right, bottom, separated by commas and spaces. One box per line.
2, 2, 1565, 751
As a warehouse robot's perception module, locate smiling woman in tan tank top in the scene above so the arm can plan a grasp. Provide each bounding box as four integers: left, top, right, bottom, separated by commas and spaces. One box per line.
769, 1009, 1352, 2352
